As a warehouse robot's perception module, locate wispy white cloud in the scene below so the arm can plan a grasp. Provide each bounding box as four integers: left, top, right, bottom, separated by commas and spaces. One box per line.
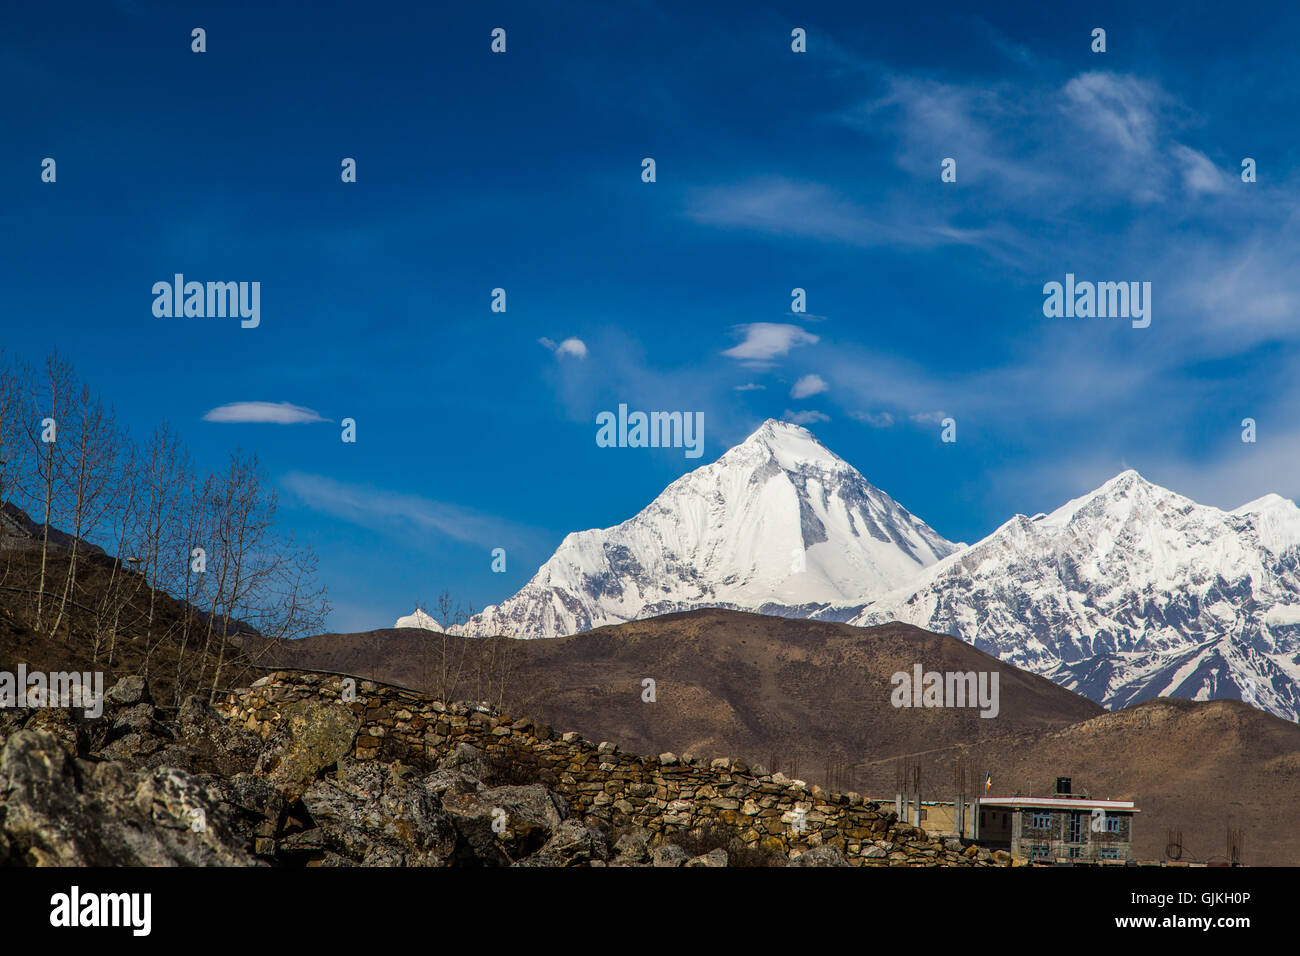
826, 64, 1300, 368
850, 410, 894, 428
1172, 144, 1232, 195
282, 472, 539, 550
202, 401, 328, 424
690, 178, 873, 243
539, 337, 588, 359
840, 68, 1236, 218
782, 409, 830, 426
721, 323, 818, 363
790, 374, 828, 399
1165, 235, 1300, 353
688, 177, 1012, 253
1062, 72, 1163, 159
910, 410, 948, 425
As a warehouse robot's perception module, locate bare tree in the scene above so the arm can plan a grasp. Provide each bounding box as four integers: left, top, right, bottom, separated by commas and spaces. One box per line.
433, 590, 470, 701
26, 353, 75, 629
0, 352, 35, 589
172, 468, 215, 702
93, 445, 144, 665
136, 422, 188, 645
49, 379, 122, 640
0, 350, 329, 703
203, 451, 329, 700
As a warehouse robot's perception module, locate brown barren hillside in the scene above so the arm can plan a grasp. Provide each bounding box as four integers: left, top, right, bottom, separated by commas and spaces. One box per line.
0, 545, 263, 707
244, 608, 1102, 779
245, 608, 1300, 866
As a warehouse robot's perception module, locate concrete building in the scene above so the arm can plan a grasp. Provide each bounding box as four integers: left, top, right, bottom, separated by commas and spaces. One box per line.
978, 777, 1139, 863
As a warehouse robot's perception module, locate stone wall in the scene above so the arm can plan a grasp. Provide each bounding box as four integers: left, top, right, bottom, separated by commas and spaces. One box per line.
218, 670, 1003, 866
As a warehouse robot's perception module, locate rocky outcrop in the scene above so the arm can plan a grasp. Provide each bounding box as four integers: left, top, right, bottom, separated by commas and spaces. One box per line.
0, 729, 250, 866
0, 670, 1002, 867
216, 670, 1000, 867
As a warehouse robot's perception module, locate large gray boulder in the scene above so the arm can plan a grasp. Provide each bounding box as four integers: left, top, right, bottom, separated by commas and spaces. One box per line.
789, 845, 851, 867
0, 730, 255, 866
611, 826, 652, 864
651, 844, 691, 867
301, 760, 457, 866
514, 821, 608, 867
104, 676, 151, 707
436, 742, 496, 782
428, 771, 569, 865
255, 700, 360, 798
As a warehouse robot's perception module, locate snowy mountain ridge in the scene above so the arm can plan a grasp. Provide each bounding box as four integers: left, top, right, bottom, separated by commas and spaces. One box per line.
396, 421, 1300, 721
842, 470, 1300, 720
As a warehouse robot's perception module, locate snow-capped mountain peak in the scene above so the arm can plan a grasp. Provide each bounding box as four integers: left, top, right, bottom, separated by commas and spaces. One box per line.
739, 418, 849, 471
849, 470, 1300, 721
1034, 468, 1172, 530
1233, 492, 1294, 514
454, 419, 960, 638
394, 608, 444, 632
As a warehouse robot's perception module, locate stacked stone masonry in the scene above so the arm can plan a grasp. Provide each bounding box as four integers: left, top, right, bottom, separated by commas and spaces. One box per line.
217, 671, 1003, 866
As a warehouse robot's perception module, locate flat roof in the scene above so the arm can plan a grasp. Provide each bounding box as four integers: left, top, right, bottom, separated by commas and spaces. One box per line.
979, 796, 1139, 812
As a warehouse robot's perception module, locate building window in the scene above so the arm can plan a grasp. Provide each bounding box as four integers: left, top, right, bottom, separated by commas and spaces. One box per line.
1105, 815, 1122, 832
1029, 845, 1051, 861
1030, 812, 1052, 830
1100, 847, 1120, 860
1069, 846, 1082, 859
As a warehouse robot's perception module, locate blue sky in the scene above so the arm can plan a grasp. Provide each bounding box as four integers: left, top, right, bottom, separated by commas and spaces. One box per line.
5, 0, 1300, 632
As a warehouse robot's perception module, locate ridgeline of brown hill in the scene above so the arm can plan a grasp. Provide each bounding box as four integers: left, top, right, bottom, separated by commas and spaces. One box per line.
245, 608, 1300, 866
243, 608, 1102, 785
